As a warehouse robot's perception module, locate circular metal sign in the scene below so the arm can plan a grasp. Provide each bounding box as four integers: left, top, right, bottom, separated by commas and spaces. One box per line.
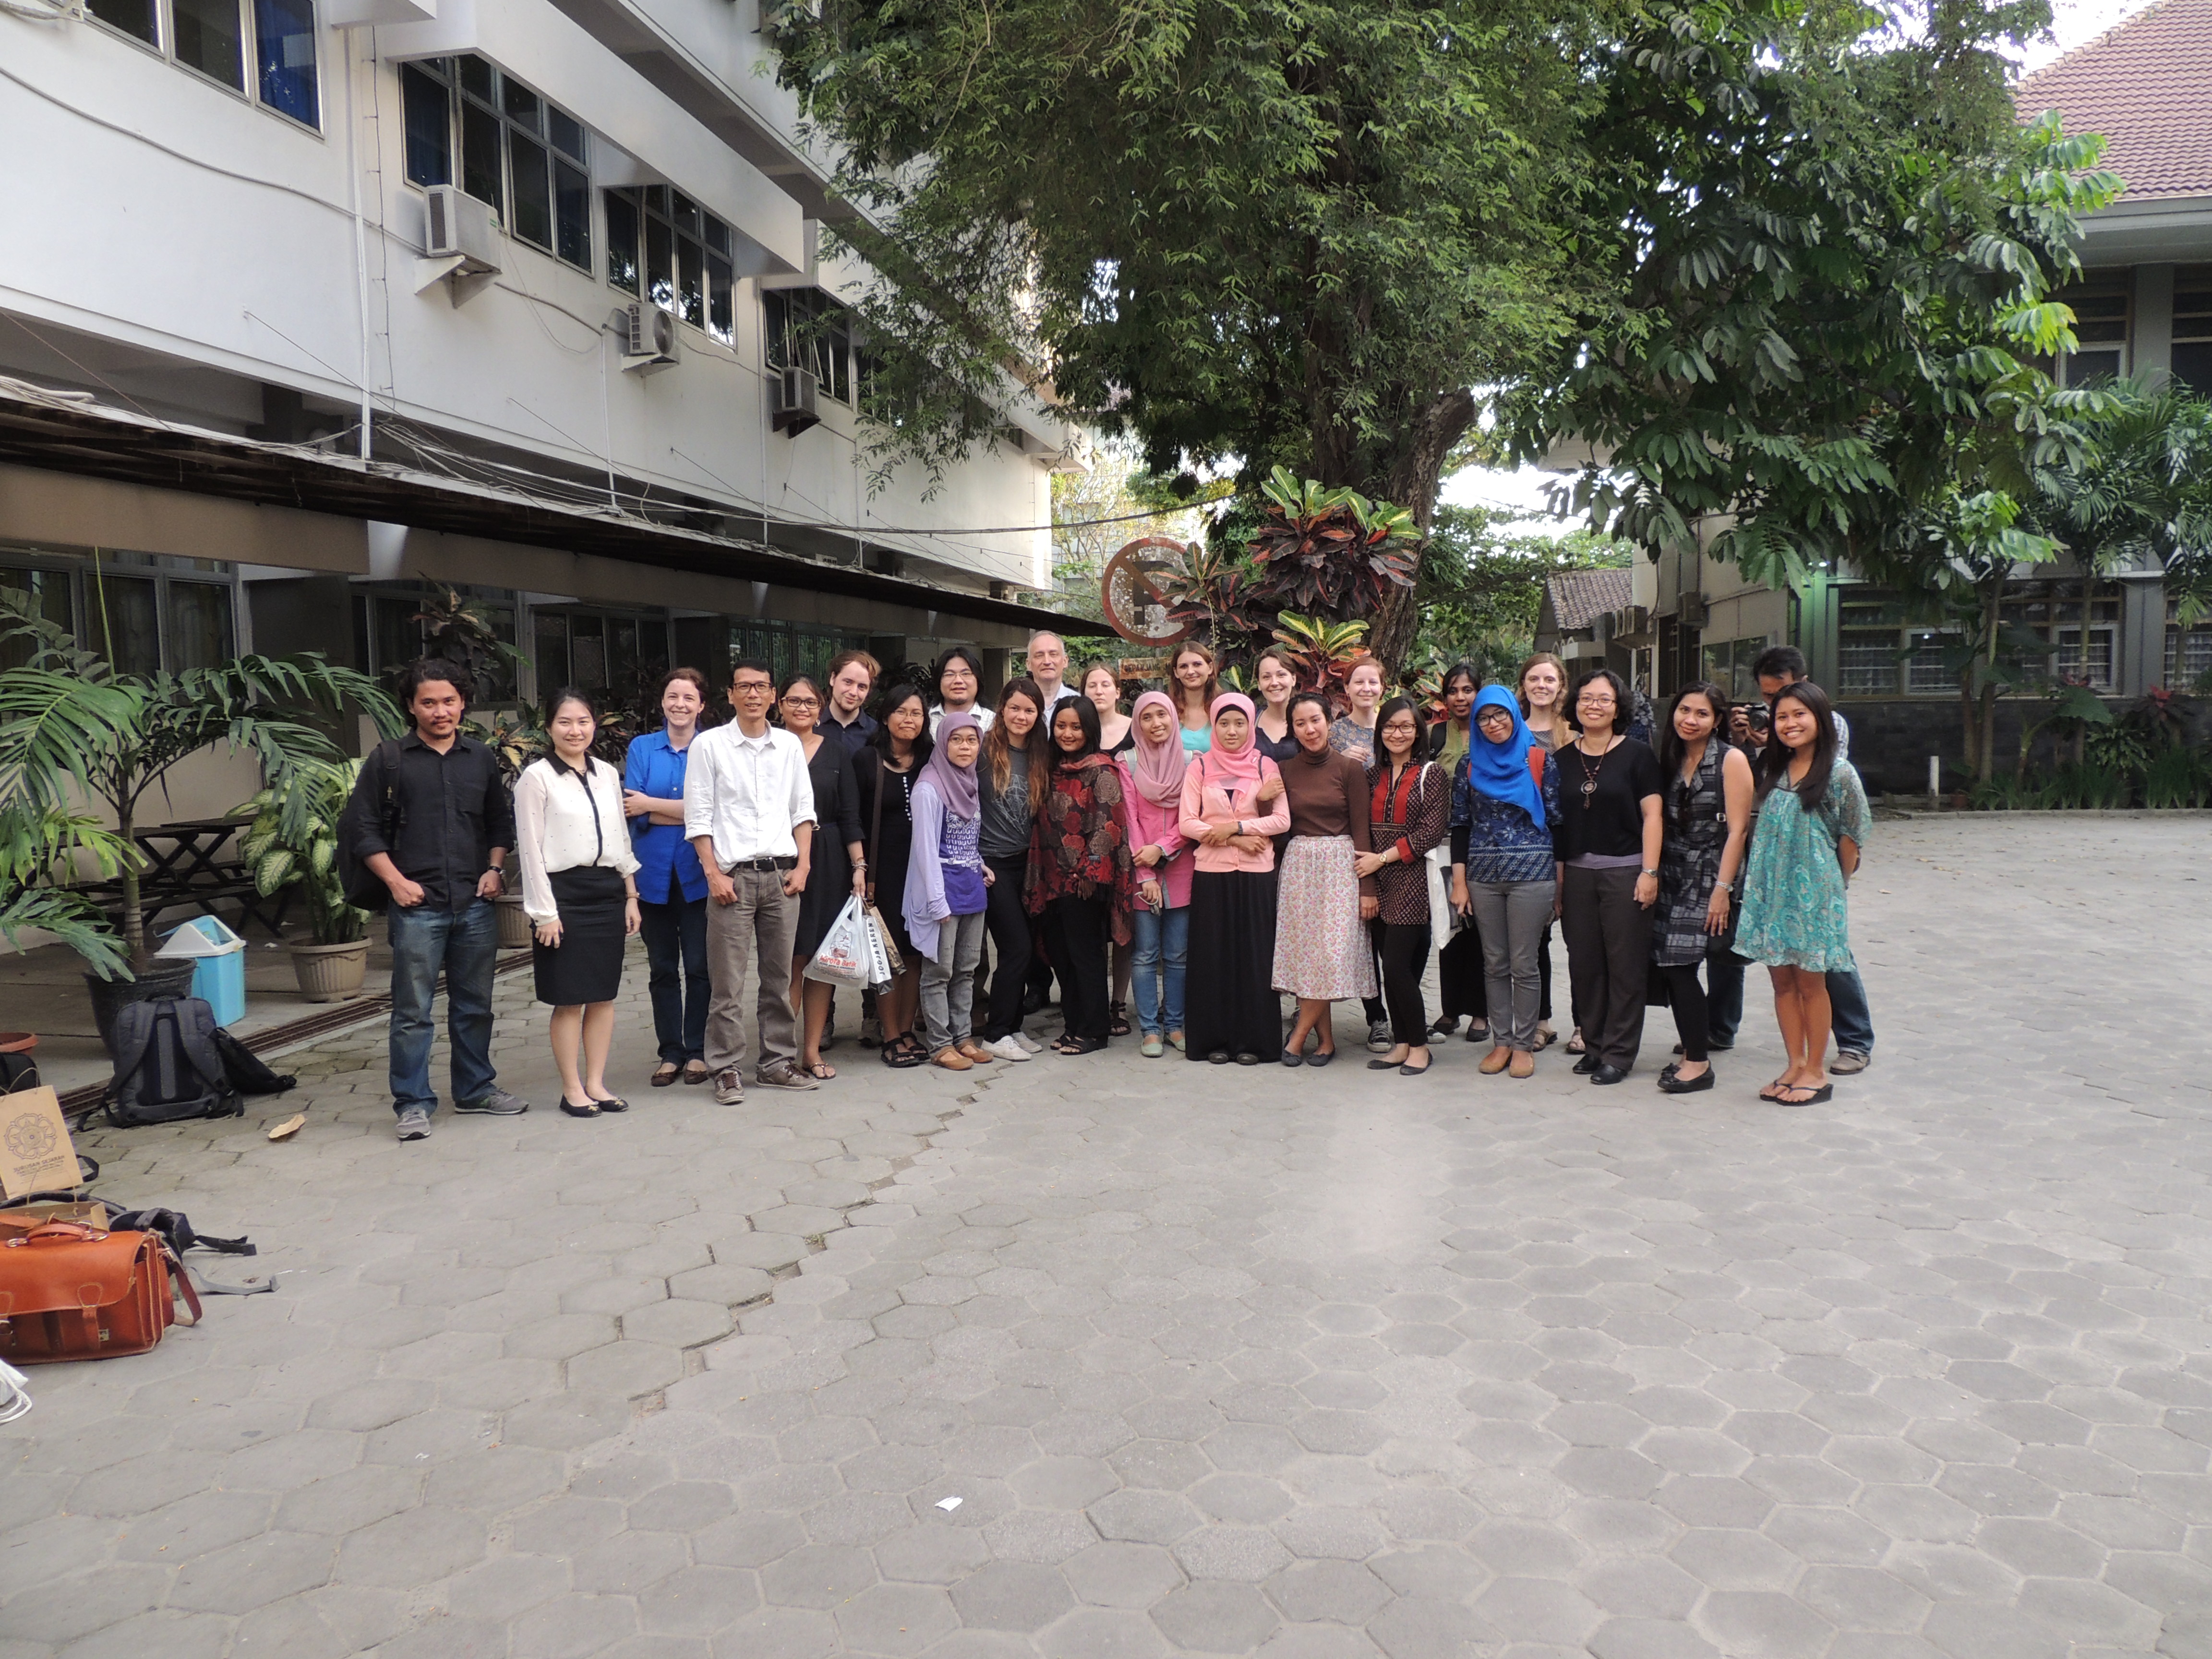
1101, 536, 1197, 646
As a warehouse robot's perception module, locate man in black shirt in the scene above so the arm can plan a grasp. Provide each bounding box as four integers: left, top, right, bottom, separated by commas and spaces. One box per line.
347, 659, 530, 1140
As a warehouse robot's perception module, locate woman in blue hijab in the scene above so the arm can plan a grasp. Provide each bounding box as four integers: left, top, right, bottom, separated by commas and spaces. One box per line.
1448, 686, 1562, 1077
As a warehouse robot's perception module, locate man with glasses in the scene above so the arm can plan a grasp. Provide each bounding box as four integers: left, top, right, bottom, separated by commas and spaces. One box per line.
685, 661, 819, 1101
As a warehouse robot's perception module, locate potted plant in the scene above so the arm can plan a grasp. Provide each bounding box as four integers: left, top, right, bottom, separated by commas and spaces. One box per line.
0, 589, 400, 1038
236, 760, 373, 1001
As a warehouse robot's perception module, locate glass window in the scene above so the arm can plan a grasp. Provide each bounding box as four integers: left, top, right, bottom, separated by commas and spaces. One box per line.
460, 98, 503, 217
570, 614, 607, 688
2175, 343, 2212, 396
0, 567, 75, 672
554, 159, 590, 270
548, 108, 586, 163
1905, 631, 1956, 695
251, 0, 318, 127
604, 191, 639, 294
87, 0, 159, 45
534, 612, 571, 694
2167, 624, 2212, 691
645, 216, 673, 312
400, 62, 452, 188
87, 574, 161, 677
172, 0, 246, 89
166, 582, 235, 672
678, 236, 705, 329
2057, 284, 2128, 388
1837, 632, 1899, 696
458, 52, 495, 101
2055, 625, 2115, 690
763, 287, 856, 402
507, 129, 553, 251
501, 75, 541, 133
707, 252, 733, 342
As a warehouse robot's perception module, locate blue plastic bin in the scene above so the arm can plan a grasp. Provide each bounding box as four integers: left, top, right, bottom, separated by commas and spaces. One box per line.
156, 915, 247, 1028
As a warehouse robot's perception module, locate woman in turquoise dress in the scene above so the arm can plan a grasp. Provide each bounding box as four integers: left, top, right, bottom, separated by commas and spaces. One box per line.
1734, 681, 1870, 1108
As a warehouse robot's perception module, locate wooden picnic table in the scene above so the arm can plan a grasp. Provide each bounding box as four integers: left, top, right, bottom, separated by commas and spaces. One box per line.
80, 816, 292, 937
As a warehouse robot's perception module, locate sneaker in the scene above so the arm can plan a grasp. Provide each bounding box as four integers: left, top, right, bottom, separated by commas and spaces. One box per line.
1013, 1032, 1046, 1054
756, 1062, 820, 1091
1366, 1020, 1393, 1054
1831, 1050, 1870, 1075
712, 1068, 745, 1105
454, 1087, 529, 1116
395, 1107, 432, 1141
984, 1036, 1033, 1064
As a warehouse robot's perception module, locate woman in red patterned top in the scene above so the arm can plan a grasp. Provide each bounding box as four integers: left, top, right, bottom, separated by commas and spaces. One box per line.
1024, 697, 1137, 1055
1358, 697, 1452, 1077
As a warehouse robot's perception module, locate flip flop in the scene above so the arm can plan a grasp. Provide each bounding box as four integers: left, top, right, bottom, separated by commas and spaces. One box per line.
1774, 1083, 1832, 1106
807, 1061, 837, 1081
1758, 1077, 1792, 1102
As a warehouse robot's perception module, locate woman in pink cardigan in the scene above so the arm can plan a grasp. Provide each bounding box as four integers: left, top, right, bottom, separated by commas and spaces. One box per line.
1177, 693, 1293, 1065
1119, 692, 1193, 1057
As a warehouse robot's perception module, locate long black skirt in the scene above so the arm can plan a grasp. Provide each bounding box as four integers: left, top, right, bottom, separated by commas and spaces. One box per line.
1185, 868, 1281, 1060
534, 865, 628, 1006
1436, 920, 1488, 1020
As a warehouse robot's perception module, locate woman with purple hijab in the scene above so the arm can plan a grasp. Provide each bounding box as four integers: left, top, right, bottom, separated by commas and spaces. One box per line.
906, 712, 996, 1070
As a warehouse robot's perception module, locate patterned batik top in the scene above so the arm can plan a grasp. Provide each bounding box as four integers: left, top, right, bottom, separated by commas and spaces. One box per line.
1449, 751, 1562, 886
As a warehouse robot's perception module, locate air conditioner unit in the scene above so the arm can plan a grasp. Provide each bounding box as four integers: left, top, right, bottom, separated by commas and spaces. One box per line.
1678, 591, 1708, 628
621, 303, 680, 376
772, 366, 820, 436
423, 185, 500, 276
1613, 604, 1653, 644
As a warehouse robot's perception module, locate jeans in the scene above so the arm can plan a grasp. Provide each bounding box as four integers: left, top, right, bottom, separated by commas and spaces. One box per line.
386, 897, 499, 1116
1827, 966, 1874, 1056
1129, 903, 1189, 1037
639, 896, 709, 1063
920, 910, 987, 1053
705, 870, 800, 1077
1467, 878, 1553, 1052
982, 854, 1034, 1041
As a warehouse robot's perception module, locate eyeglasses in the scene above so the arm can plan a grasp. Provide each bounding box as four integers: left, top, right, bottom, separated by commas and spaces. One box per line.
782, 696, 820, 710
733, 681, 773, 695
1476, 711, 1515, 728
1576, 694, 1615, 708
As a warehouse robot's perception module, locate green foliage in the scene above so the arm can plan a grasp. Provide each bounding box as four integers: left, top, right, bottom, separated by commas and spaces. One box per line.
1415, 504, 1633, 669
1269, 614, 1373, 711
2141, 746, 2212, 810
411, 583, 527, 702
0, 810, 134, 982
238, 760, 368, 947
1243, 468, 1421, 621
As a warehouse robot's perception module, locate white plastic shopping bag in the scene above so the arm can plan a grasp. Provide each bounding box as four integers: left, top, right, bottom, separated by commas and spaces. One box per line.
805, 896, 874, 990
862, 905, 896, 989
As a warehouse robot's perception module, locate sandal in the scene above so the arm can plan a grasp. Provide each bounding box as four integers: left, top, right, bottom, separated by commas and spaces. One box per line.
881, 1036, 927, 1070
1109, 1002, 1131, 1037
1758, 1077, 1792, 1102
1564, 1029, 1587, 1056
806, 1060, 837, 1081
1774, 1082, 1832, 1106
650, 1062, 680, 1088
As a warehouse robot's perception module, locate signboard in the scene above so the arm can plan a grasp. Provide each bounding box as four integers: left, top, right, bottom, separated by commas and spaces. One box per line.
1101, 537, 1198, 646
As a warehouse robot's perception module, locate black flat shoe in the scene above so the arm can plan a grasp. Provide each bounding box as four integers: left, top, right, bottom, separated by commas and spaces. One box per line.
1589, 1063, 1628, 1085
1209, 1049, 1232, 1065
1399, 1060, 1432, 1077
1280, 1048, 1303, 1068
1573, 1052, 1602, 1075
1429, 1015, 1458, 1037
559, 1099, 600, 1118
1366, 1058, 1401, 1071
1657, 1068, 1714, 1094
1235, 1052, 1262, 1066
588, 1094, 629, 1113
1463, 1024, 1491, 1044
1306, 1050, 1336, 1068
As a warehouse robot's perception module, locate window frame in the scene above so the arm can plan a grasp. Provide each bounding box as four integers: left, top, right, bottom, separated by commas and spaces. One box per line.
398, 56, 591, 275
604, 186, 739, 347
84, 0, 321, 132
2053, 280, 2130, 389
0, 548, 240, 676
762, 286, 855, 404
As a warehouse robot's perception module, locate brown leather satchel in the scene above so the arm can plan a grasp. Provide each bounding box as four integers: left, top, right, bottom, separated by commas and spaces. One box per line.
0, 1220, 201, 1364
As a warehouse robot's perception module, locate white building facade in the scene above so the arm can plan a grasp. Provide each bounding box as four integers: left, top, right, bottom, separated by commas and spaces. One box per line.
0, 0, 1096, 717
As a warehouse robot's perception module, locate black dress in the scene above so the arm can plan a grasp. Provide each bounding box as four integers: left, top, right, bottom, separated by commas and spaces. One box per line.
854, 752, 919, 960
794, 739, 865, 962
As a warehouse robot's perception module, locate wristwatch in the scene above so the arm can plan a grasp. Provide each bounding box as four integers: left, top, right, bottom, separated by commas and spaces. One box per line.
1641, 866, 1659, 878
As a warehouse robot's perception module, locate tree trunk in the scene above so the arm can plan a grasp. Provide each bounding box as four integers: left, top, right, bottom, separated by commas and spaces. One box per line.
1960, 675, 1980, 782
1368, 388, 1479, 675
116, 797, 144, 967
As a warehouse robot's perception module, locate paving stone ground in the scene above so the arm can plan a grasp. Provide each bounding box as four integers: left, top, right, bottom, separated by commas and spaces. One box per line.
4, 814, 2211, 1659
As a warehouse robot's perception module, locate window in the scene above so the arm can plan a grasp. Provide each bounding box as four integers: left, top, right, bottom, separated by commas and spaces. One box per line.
0, 550, 235, 674
1697, 635, 1769, 703
2166, 601, 2212, 692
2173, 272, 2212, 396
763, 287, 853, 403
351, 584, 518, 702
1837, 594, 1958, 696
531, 606, 669, 698
2005, 587, 2122, 692
730, 619, 867, 688
87, 0, 318, 128
399, 57, 589, 271
605, 187, 736, 345
2056, 282, 2128, 387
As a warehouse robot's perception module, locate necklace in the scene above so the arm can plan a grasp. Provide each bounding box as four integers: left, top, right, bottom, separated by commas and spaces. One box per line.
1574, 735, 1618, 803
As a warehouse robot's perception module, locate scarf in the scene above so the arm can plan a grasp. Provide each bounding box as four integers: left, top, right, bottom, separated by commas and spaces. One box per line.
1124, 691, 1189, 809
1464, 685, 1546, 830
1195, 693, 1264, 798
918, 711, 982, 819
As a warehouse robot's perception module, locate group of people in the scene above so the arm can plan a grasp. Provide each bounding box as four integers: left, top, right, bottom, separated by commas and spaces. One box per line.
347, 633, 1873, 1140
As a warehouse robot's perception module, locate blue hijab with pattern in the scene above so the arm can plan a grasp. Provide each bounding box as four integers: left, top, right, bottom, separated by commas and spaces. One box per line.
1463, 685, 1546, 830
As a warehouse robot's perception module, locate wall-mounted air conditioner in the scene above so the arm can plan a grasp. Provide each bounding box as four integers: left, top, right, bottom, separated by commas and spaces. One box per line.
1678, 592, 1708, 628
425, 186, 499, 275
772, 366, 819, 436
621, 304, 680, 376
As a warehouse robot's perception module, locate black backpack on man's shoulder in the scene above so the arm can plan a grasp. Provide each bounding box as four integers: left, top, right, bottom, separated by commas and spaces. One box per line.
106, 998, 242, 1128
336, 738, 406, 913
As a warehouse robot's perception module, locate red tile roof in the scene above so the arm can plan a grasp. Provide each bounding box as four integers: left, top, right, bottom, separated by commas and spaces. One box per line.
1545, 566, 1634, 633
2016, 0, 2212, 201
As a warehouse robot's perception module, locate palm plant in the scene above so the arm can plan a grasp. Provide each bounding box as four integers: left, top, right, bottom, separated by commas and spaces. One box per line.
0, 809, 135, 981
1269, 614, 1374, 711
0, 589, 401, 968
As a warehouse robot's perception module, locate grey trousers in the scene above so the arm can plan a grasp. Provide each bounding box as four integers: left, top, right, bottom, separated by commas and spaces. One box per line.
1467, 878, 1554, 1052
920, 910, 988, 1054
705, 869, 799, 1077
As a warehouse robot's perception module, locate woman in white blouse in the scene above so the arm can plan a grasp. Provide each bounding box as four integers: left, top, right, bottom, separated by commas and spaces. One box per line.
516, 690, 642, 1118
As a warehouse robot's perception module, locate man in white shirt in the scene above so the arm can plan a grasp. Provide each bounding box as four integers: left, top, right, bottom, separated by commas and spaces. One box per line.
685, 660, 818, 1101
1024, 631, 1081, 715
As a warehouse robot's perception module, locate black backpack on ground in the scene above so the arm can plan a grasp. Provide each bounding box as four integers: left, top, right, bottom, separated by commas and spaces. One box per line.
337, 738, 406, 912
211, 1027, 296, 1095
106, 998, 243, 1127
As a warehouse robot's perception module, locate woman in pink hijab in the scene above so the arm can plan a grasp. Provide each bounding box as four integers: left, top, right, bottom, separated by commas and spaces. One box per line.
1177, 692, 1293, 1065
1119, 691, 1193, 1057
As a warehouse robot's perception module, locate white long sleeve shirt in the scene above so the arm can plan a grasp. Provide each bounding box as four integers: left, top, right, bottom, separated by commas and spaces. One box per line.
514, 757, 640, 923
683, 722, 817, 870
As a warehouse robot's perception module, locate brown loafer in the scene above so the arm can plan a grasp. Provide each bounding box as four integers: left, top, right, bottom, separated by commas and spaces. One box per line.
956, 1040, 994, 1064
650, 1062, 681, 1088
1509, 1051, 1535, 1079
682, 1060, 709, 1085
1479, 1046, 1513, 1075
932, 1046, 973, 1071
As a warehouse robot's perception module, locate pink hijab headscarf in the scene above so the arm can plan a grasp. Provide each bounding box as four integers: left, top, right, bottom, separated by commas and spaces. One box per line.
1196, 692, 1266, 798
1123, 691, 1188, 809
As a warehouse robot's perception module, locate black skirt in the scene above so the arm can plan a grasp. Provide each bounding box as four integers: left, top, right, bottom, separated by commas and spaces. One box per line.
1184, 868, 1281, 1059
534, 865, 628, 1006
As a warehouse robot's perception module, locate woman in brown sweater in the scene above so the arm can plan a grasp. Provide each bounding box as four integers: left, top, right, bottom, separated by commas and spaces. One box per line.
1273, 691, 1379, 1065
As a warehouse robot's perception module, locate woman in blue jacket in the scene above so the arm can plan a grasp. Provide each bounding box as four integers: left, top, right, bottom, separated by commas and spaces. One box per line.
624, 668, 713, 1086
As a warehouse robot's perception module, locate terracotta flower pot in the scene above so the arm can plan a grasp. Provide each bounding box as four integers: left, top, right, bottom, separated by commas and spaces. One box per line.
493, 893, 533, 950
290, 938, 370, 1003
